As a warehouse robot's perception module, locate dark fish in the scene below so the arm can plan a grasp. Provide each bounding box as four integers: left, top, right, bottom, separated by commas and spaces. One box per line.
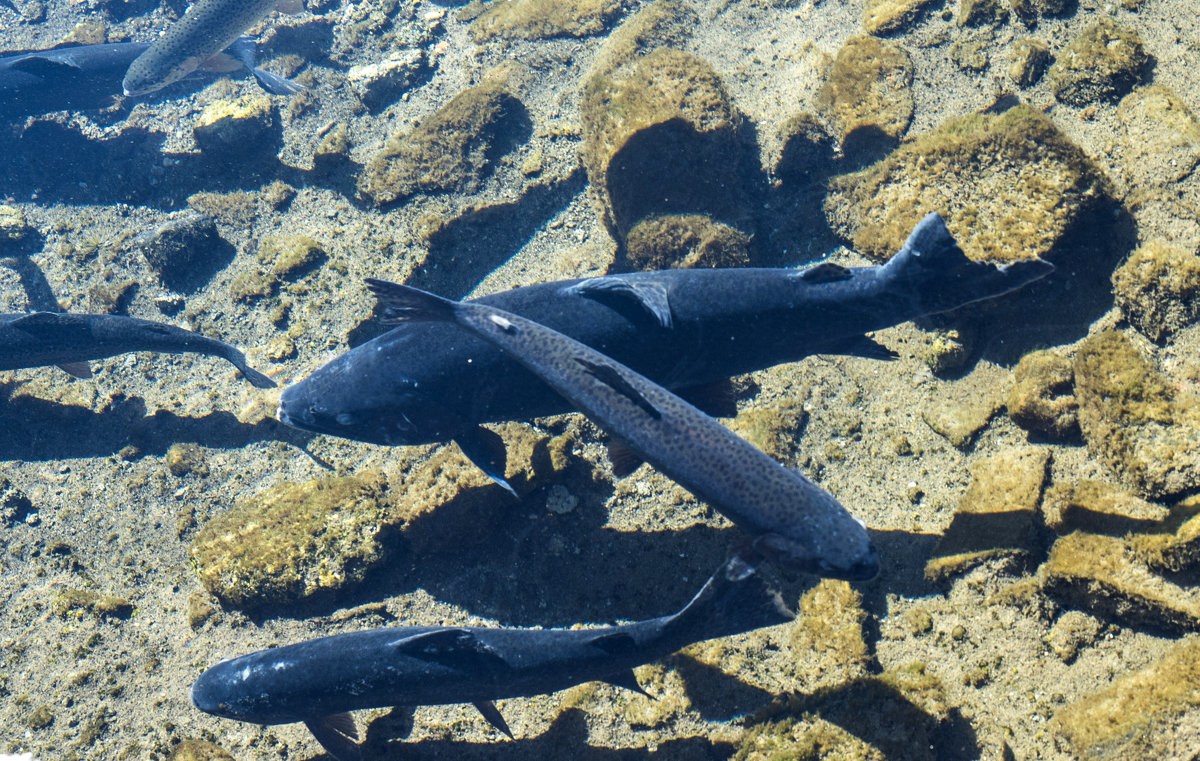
191, 555, 791, 761
365, 278, 878, 581
279, 214, 1053, 492
0, 37, 300, 118
123, 0, 295, 96
0, 311, 275, 388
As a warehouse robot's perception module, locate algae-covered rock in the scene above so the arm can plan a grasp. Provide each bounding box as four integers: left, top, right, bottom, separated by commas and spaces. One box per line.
1042, 479, 1168, 535
55, 589, 134, 619
193, 94, 278, 155
1007, 348, 1078, 439
468, 0, 624, 42
1049, 18, 1150, 107
1009, 0, 1071, 20
0, 205, 34, 248
1073, 331, 1200, 499
581, 48, 751, 242
825, 105, 1110, 263
165, 443, 207, 478
358, 77, 529, 205
729, 396, 809, 464
925, 446, 1048, 583
921, 369, 1007, 449
1045, 610, 1102, 663
1128, 496, 1200, 574
190, 471, 395, 608
585, 0, 696, 81
1116, 85, 1200, 189
958, 0, 1007, 26
775, 112, 836, 182
624, 214, 751, 270
0, 477, 35, 526
1007, 38, 1051, 87
257, 235, 328, 281
815, 36, 913, 157
1111, 240, 1200, 343
1053, 637, 1200, 760
788, 580, 873, 686
863, 0, 937, 36
1039, 531, 1200, 632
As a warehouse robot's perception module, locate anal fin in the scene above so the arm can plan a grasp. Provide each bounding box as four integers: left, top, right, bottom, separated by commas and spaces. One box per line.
304, 714, 362, 761
57, 361, 92, 379
474, 700, 513, 738
455, 426, 518, 498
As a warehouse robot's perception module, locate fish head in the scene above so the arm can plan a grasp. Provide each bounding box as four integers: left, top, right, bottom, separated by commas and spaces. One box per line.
190, 655, 290, 724
753, 525, 879, 582
277, 347, 446, 446
122, 51, 203, 96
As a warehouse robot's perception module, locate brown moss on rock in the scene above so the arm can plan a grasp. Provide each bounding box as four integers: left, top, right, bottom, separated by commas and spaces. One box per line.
258, 235, 328, 281
826, 105, 1110, 263
1053, 637, 1200, 760
585, 0, 696, 80
192, 94, 277, 156
1117, 85, 1200, 189
581, 48, 751, 242
190, 471, 394, 608
1049, 18, 1150, 107
788, 580, 873, 686
815, 36, 913, 155
728, 396, 809, 464
1111, 239, 1200, 343
1074, 331, 1200, 499
1007, 38, 1051, 88
55, 589, 134, 619
1128, 496, 1200, 575
358, 78, 529, 205
468, 0, 624, 42
1039, 531, 1200, 633
624, 214, 751, 270
1007, 348, 1078, 439
925, 446, 1048, 583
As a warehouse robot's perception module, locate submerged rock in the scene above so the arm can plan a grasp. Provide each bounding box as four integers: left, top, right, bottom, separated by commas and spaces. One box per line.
1053, 637, 1200, 760
1049, 18, 1150, 107
826, 105, 1110, 263
1117, 85, 1200, 189
1111, 239, 1200, 343
1007, 348, 1078, 440
1042, 479, 1168, 535
815, 36, 913, 159
468, 0, 624, 42
190, 471, 395, 608
1074, 331, 1200, 499
925, 447, 1048, 583
863, 0, 937, 36
193, 94, 278, 155
581, 48, 752, 244
134, 211, 233, 292
358, 76, 530, 205
585, 0, 697, 81
1128, 496, 1200, 574
1007, 38, 1051, 88
1039, 531, 1200, 633
346, 51, 427, 111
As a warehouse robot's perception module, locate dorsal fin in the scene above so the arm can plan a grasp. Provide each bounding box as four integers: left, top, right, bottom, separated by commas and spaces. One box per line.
566, 276, 674, 328
389, 628, 509, 672
796, 261, 852, 283
575, 358, 661, 420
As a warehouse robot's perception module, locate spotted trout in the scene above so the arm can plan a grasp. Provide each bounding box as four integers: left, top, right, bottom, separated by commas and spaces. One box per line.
0, 311, 275, 388
191, 555, 792, 761
365, 275, 879, 580
123, 0, 295, 96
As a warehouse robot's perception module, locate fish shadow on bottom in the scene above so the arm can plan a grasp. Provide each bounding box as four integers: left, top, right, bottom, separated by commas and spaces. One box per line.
0, 382, 307, 460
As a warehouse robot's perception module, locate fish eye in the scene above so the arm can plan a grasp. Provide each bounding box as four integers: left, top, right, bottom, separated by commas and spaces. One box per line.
335, 413, 356, 426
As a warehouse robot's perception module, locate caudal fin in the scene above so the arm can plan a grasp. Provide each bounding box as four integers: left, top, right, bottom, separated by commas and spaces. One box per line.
884, 212, 1055, 315
365, 278, 460, 325
663, 555, 794, 645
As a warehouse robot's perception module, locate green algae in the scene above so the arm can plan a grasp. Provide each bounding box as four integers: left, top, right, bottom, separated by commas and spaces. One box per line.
1041, 479, 1167, 536
728, 396, 809, 464
825, 105, 1111, 263
624, 214, 751, 270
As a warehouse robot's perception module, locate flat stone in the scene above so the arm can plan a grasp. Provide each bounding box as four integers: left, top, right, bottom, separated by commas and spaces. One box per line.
1074, 330, 1200, 499
193, 94, 277, 155
1128, 496, 1200, 574
1117, 85, 1200, 188
1039, 531, 1200, 633
1053, 637, 1200, 760
925, 446, 1048, 583
1042, 479, 1169, 535
1007, 38, 1051, 88
346, 51, 427, 111
921, 370, 1006, 449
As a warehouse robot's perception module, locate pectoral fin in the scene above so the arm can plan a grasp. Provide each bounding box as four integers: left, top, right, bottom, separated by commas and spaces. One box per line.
601, 669, 653, 699
473, 700, 513, 738
567, 277, 673, 329
57, 361, 92, 379
455, 426, 518, 498
606, 438, 644, 478
11, 55, 83, 75
824, 334, 897, 361
304, 714, 361, 761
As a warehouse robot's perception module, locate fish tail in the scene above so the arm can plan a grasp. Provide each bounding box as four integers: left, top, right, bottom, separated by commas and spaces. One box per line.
222, 347, 276, 389
364, 279, 460, 325
883, 212, 1055, 314
663, 555, 794, 644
